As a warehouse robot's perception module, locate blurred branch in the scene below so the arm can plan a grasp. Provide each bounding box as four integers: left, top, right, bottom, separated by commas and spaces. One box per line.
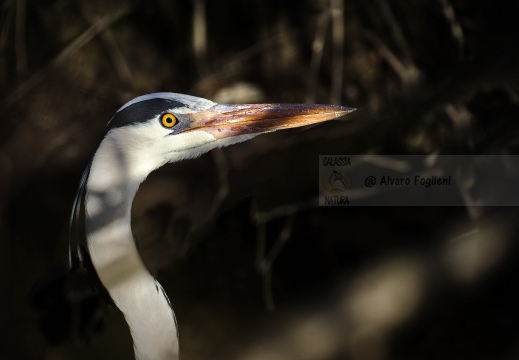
306, 8, 330, 103
209, 148, 230, 216
259, 214, 296, 274
0, 3, 13, 83
79, 1, 134, 87
193, 0, 208, 77
253, 198, 317, 224
258, 214, 296, 313
374, 0, 421, 87
330, 0, 344, 104
376, 0, 414, 67
307, 0, 346, 104
255, 222, 273, 311
256, 219, 266, 266
254, 198, 315, 313
444, 102, 473, 149
253, 198, 318, 312
0, 5, 131, 112
15, 0, 27, 77
438, 0, 465, 60
364, 30, 420, 87
191, 30, 294, 95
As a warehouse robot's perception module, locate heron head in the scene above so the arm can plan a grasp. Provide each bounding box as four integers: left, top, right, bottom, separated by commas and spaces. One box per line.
100, 92, 355, 178
69, 92, 355, 267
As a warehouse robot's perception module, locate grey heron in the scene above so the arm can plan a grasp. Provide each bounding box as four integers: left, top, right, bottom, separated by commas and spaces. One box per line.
69, 92, 355, 359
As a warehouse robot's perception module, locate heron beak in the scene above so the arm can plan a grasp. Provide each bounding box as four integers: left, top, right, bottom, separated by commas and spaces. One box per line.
184, 103, 356, 139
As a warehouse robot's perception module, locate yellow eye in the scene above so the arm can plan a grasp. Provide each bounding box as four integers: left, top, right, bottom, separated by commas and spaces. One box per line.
160, 113, 178, 128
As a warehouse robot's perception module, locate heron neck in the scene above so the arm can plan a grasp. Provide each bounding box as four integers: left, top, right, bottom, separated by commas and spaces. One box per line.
85, 137, 179, 360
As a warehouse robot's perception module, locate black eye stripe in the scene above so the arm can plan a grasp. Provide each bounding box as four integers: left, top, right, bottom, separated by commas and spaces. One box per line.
108, 98, 184, 130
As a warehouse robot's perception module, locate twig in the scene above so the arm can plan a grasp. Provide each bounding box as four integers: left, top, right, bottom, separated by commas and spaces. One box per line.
191, 31, 293, 94
330, 0, 344, 104
254, 199, 307, 313
258, 214, 296, 313
253, 198, 317, 224
255, 222, 276, 312
209, 148, 230, 216
444, 102, 472, 132
255, 220, 267, 267
375, 0, 414, 66
455, 165, 484, 219
79, 2, 134, 87
438, 0, 465, 60
364, 30, 420, 86
193, 0, 208, 77
306, 9, 330, 103
372, 0, 421, 87
259, 214, 296, 274
0, 6, 131, 112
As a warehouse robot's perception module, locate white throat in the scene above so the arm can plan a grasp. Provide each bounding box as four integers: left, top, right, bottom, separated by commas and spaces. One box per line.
83, 120, 259, 360
85, 133, 179, 360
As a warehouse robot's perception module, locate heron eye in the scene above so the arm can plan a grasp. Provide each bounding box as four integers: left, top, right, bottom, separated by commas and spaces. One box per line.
160, 113, 178, 128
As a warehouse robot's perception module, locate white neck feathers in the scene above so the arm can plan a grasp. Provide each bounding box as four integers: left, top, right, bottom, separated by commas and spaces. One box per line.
85, 133, 179, 360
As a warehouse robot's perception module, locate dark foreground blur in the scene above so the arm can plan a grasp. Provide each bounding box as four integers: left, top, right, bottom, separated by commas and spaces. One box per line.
1, 1, 519, 359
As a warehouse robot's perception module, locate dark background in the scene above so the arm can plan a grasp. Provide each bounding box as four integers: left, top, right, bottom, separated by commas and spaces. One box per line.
1, 0, 519, 359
